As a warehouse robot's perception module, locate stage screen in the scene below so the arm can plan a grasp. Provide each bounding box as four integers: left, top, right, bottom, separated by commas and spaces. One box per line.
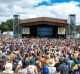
22, 27, 30, 34
58, 27, 65, 35
37, 27, 53, 36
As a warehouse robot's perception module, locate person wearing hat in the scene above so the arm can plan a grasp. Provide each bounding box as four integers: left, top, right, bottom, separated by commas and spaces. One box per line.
47, 54, 56, 74
74, 51, 79, 58
3, 62, 14, 73
3, 54, 15, 73
45, 54, 55, 66
40, 53, 56, 74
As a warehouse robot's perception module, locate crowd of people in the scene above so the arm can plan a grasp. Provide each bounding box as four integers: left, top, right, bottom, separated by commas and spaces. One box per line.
0, 34, 80, 74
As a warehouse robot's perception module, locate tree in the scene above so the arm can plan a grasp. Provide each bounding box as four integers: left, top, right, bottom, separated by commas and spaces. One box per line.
75, 25, 80, 33
6, 19, 13, 31
0, 19, 13, 32
0, 22, 5, 33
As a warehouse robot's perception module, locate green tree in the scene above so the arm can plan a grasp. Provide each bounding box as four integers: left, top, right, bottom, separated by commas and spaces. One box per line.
0, 19, 13, 32
0, 22, 5, 33
75, 25, 80, 33
6, 19, 13, 31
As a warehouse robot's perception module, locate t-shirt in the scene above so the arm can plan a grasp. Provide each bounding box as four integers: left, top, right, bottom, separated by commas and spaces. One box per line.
59, 63, 68, 74
18, 60, 22, 66
30, 57, 35, 65
47, 66, 56, 74
67, 60, 74, 71
22, 65, 35, 74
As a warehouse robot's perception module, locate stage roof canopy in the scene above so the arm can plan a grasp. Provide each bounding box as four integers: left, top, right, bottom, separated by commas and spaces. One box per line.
20, 17, 67, 24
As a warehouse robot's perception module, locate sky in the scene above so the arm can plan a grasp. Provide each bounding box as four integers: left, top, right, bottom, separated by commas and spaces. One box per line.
0, 0, 80, 24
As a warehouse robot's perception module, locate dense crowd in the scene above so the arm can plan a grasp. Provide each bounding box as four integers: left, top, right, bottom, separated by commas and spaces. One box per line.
0, 35, 80, 74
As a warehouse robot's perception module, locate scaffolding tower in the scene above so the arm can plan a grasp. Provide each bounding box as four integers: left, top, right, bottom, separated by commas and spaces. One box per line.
69, 14, 76, 38
13, 15, 21, 38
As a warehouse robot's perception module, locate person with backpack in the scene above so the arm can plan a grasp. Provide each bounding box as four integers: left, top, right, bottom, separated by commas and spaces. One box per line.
59, 59, 68, 74
18, 60, 38, 74
41, 53, 56, 74
67, 54, 75, 74
47, 54, 56, 74
35, 56, 41, 74
29, 53, 35, 65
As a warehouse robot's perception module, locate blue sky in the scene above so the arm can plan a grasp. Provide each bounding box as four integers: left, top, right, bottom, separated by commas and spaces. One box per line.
51, 0, 80, 3
0, 0, 80, 24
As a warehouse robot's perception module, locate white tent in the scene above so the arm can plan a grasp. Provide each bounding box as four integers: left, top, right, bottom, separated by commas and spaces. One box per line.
3, 31, 13, 36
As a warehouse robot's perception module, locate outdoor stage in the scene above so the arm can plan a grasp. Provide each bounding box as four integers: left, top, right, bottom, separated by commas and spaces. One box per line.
19, 17, 68, 38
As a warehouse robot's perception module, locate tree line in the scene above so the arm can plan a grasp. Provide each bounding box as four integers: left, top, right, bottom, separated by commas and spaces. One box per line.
0, 19, 13, 33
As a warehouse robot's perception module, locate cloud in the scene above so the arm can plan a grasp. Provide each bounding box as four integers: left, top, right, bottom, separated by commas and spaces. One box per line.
0, 4, 12, 16
0, 0, 80, 24
51, 1, 80, 24
16, 0, 50, 7
19, 1, 80, 24
0, 16, 12, 23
